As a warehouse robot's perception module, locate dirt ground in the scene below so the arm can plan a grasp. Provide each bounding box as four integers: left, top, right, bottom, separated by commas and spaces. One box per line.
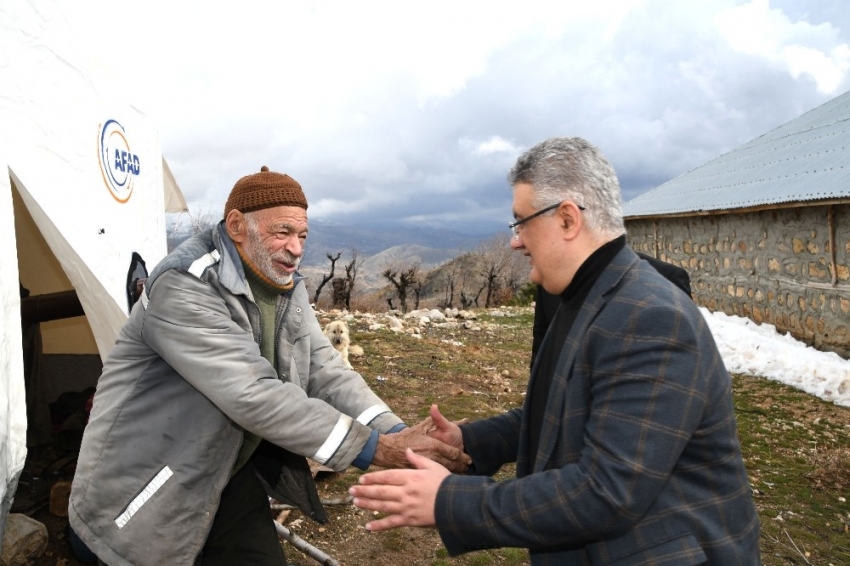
14, 424, 472, 566
17, 477, 451, 566
11, 308, 850, 565
19, 451, 517, 566
15, 310, 533, 566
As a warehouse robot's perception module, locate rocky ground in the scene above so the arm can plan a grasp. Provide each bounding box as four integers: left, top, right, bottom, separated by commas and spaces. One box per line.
7, 306, 850, 565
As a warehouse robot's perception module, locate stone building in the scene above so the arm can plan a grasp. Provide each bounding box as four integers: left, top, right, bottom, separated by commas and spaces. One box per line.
623, 90, 850, 358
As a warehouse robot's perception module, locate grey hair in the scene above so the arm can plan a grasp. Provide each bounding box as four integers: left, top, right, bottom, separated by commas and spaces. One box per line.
508, 137, 625, 237
242, 210, 260, 230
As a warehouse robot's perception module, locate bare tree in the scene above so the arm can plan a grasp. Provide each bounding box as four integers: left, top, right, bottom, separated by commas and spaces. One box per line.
473, 282, 488, 307
382, 263, 421, 314
503, 243, 530, 299
447, 255, 485, 309
342, 249, 362, 311
481, 263, 501, 308
476, 234, 517, 307
459, 285, 484, 309
412, 279, 423, 310
313, 252, 341, 305
437, 256, 471, 309
438, 262, 458, 309
331, 277, 347, 308
328, 249, 362, 310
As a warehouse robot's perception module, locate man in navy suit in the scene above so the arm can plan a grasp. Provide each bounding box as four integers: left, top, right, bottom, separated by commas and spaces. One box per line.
350, 137, 761, 565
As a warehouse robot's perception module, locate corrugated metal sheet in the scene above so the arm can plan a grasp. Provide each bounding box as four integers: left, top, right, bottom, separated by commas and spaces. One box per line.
623, 90, 850, 218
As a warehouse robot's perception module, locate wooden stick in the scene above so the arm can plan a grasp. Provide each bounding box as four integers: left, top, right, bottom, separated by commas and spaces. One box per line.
273, 521, 341, 566
270, 495, 353, 511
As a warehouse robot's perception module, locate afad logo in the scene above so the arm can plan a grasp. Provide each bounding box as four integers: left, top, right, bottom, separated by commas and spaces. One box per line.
97, 119, 141, 203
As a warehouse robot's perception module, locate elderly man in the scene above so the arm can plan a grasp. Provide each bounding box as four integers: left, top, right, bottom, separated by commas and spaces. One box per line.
69, 166, 469, 566
350, 138, 761, 565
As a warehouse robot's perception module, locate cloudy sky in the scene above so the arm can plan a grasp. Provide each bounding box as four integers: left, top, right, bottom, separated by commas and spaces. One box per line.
67, 0, 850, 234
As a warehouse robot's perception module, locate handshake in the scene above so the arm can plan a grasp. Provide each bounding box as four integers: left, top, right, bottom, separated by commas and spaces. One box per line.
372, 405, 471, 473
351, 404, 469, 530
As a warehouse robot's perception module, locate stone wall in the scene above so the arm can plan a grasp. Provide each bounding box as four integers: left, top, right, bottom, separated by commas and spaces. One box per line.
625, 204, 850, 358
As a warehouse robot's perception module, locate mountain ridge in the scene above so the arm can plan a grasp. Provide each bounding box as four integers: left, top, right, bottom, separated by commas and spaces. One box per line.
299, 219, 489, 267
166, 215, 501, 300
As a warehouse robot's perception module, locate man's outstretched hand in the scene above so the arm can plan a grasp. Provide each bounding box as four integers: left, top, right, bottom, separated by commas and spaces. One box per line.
422, 404, 467, 451
351, 448, 448, 531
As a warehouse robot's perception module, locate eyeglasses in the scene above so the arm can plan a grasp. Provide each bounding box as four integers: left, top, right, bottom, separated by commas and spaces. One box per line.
508, 201, 585, 239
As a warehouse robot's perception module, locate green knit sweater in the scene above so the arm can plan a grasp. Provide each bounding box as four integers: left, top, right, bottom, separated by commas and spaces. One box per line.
231, 253, 294, 476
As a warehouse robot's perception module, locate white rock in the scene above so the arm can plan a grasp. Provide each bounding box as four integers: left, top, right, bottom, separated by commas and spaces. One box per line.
428, 309, 447, 322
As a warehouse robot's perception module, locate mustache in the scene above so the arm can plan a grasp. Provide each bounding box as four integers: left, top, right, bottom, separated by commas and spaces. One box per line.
272, 250, 301, 265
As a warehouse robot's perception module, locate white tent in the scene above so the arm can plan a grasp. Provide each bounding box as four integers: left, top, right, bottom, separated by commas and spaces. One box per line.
1, 0, 187, 545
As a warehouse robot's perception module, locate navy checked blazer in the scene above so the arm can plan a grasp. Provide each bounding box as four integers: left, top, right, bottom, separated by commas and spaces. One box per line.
435, 247, 761, 565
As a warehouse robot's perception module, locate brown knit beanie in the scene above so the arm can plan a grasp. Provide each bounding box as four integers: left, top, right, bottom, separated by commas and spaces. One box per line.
224, 166, 308, 217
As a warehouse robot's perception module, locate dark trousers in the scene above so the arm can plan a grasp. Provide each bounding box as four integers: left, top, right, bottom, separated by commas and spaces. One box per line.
198, 461, 287, 566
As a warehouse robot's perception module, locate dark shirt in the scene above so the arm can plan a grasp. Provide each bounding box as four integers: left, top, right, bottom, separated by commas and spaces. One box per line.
527, 236, 626, 460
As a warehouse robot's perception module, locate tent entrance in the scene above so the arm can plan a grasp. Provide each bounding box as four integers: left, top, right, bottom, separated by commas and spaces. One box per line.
12, 177, 102, 453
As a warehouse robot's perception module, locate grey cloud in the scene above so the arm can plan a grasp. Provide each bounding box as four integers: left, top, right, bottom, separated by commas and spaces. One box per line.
162, 1, 849, 234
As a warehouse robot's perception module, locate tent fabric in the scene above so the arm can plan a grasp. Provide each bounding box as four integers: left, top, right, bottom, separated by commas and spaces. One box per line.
163, 157, 189, 214
0, 0, 186, 542
0, 170, 28, 547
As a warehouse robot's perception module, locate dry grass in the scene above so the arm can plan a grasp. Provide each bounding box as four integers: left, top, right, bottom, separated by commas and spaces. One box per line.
279, 309, 850, 565
33, 307, 850, 566
733, 374, 850, 565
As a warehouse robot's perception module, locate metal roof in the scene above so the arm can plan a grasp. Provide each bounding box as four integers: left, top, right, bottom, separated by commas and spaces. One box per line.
623, 90, 850, 218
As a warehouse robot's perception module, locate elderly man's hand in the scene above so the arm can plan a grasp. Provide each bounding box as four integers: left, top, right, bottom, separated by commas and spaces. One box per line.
373, 419, 471, 473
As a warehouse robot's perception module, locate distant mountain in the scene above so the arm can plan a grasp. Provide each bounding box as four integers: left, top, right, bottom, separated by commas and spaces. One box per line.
299, 242, 464, 297
362, 243, 459, 268
295, 221, 492, 298
165, 214, 499, 298
357, 243, 463, 290
354, 250, 500, 309
299, 219, 487, 267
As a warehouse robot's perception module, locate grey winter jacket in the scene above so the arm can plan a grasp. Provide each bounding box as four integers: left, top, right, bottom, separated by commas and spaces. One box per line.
69, 223, 402, 566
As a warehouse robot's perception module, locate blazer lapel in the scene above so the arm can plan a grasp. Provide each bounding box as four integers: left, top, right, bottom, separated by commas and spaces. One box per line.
517, 303, 562, 472
530, 248, 640, 473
